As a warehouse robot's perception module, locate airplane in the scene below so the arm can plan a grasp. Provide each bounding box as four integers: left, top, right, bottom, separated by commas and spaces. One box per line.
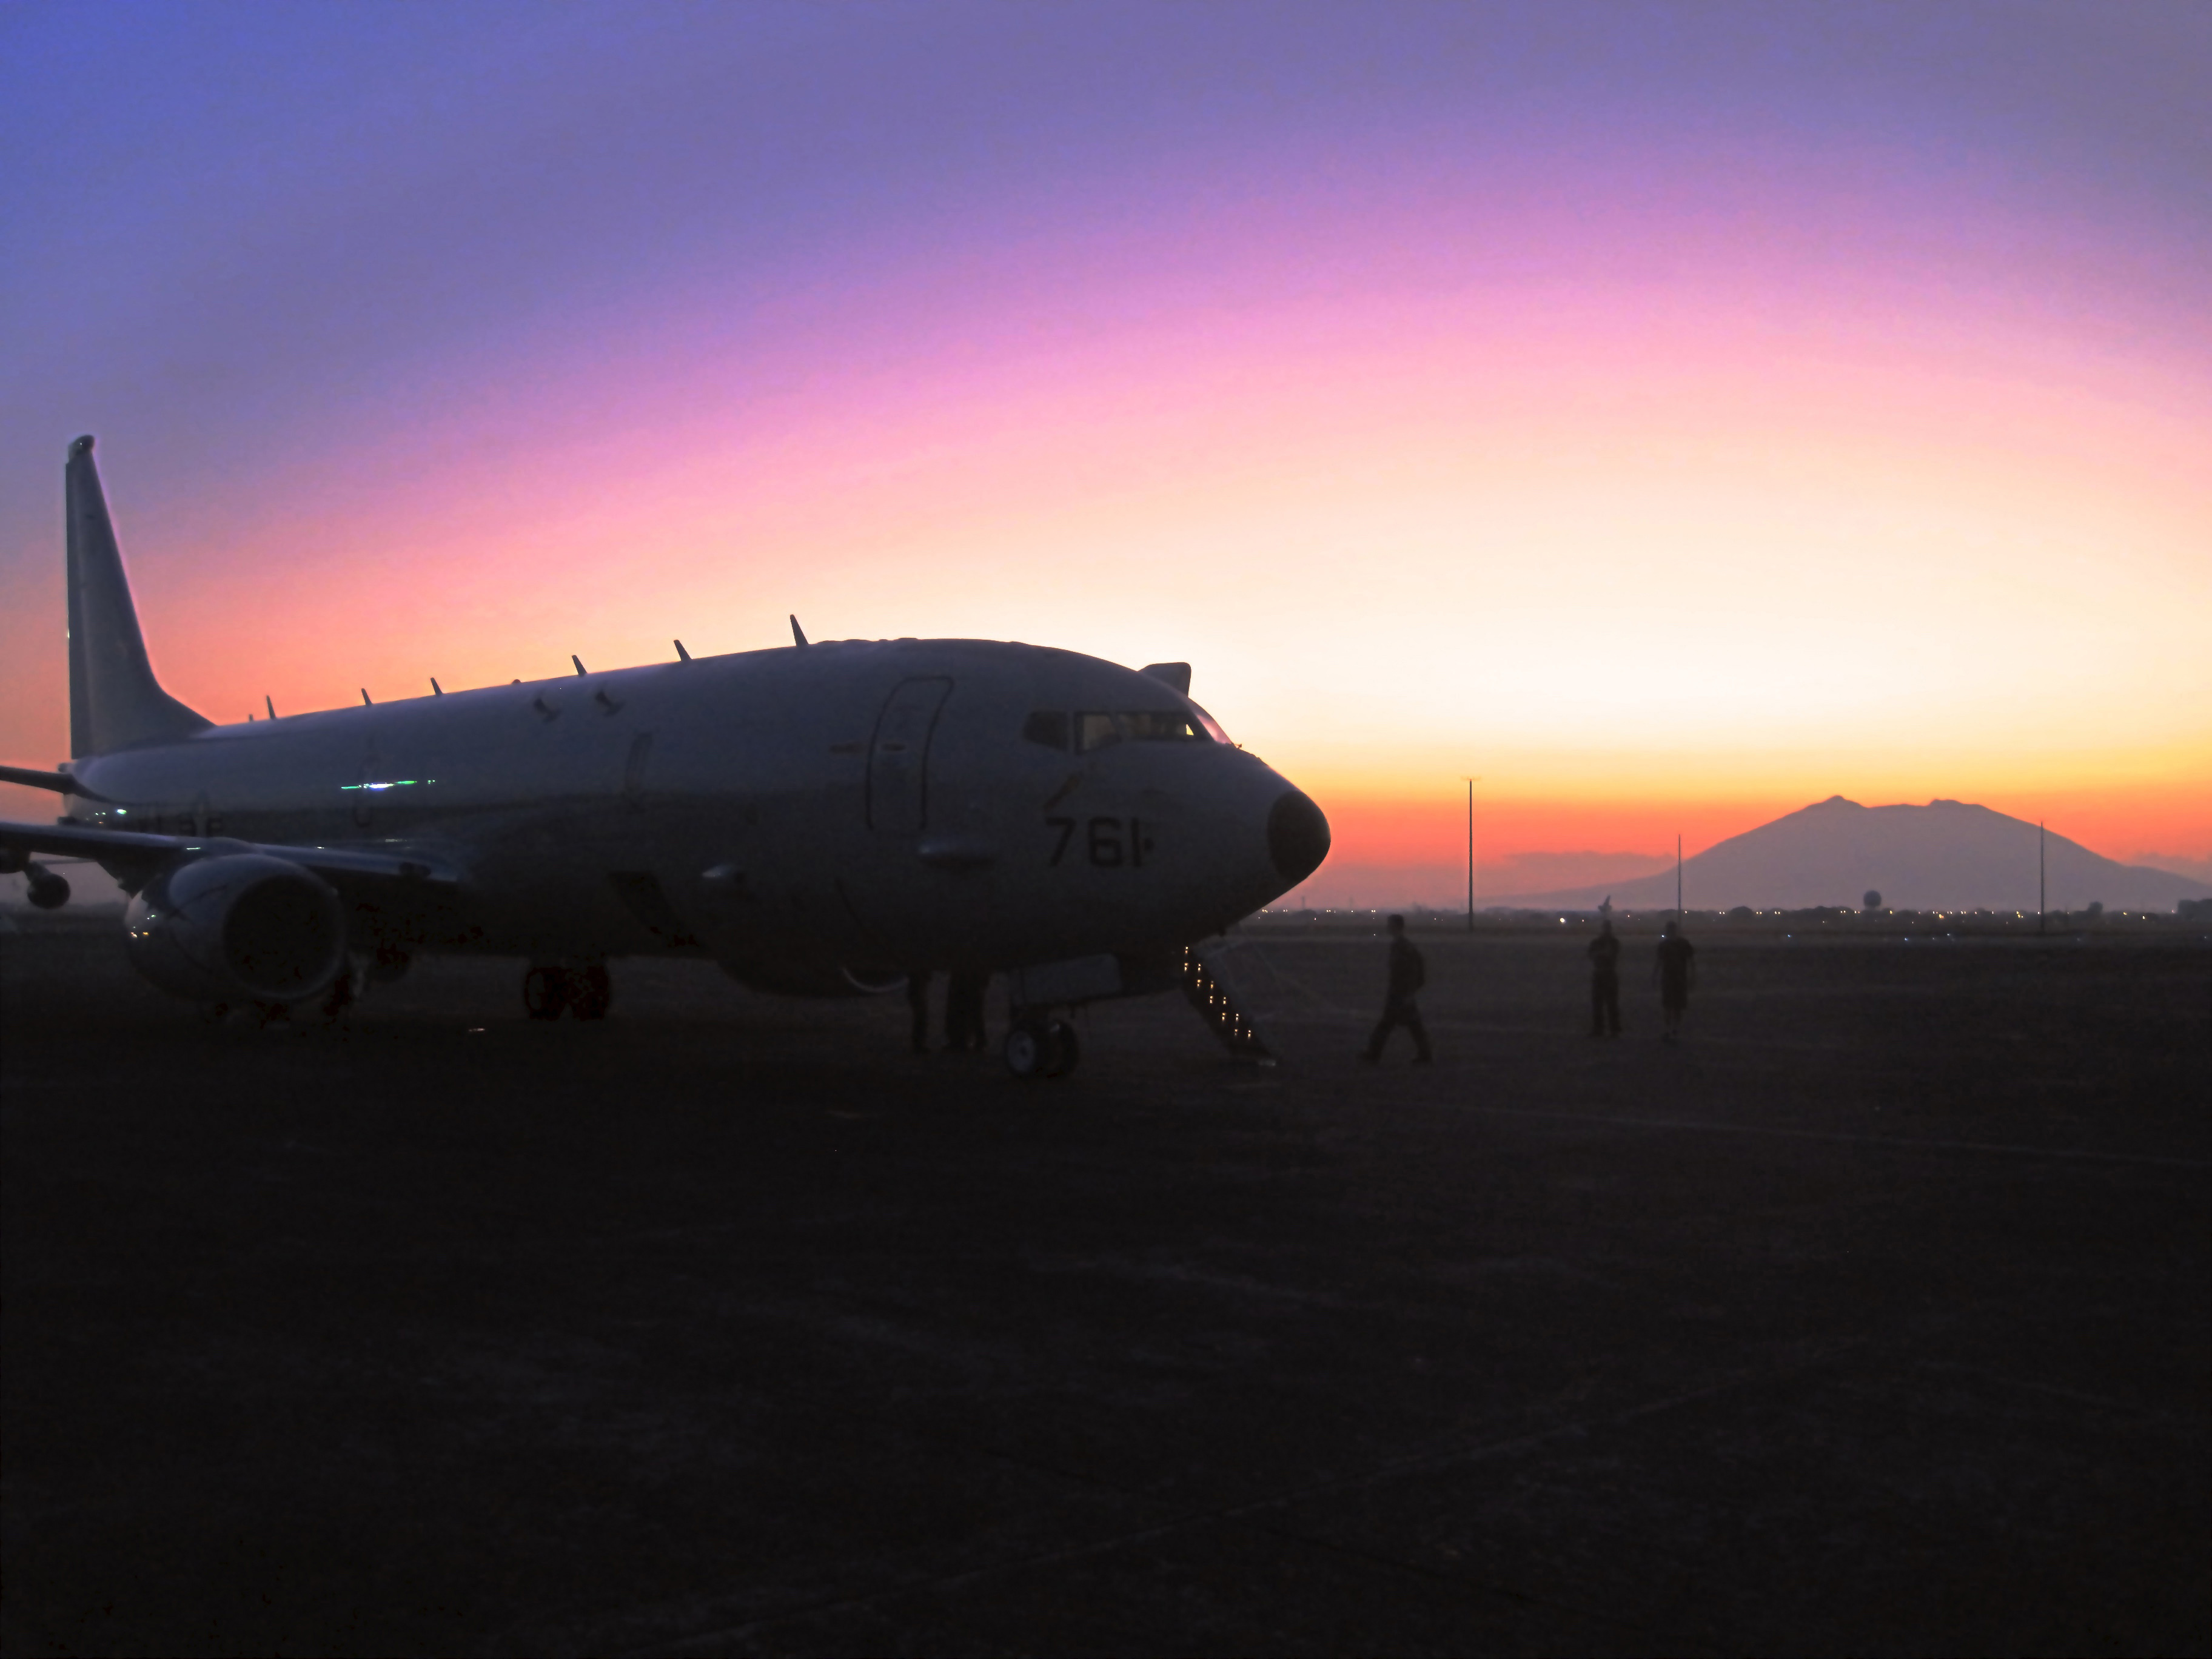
0, 437, 1330, 1075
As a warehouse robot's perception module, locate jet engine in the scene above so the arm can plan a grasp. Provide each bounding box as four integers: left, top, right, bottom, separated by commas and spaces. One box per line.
0, 846, 68, 907
124, 853, 347, 1004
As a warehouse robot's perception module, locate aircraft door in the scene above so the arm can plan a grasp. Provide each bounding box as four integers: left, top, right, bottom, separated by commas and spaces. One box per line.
868, 677, 952, 835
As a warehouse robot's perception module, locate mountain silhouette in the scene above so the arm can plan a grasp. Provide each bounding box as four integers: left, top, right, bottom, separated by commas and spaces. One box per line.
1513, 797, 2212, 913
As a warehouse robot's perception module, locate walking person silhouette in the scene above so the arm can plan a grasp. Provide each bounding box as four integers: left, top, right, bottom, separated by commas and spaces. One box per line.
1361, 914, 1432, 1064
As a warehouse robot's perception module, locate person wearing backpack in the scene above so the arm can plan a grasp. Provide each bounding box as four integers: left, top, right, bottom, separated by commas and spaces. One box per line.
1360, 913, 1433, 1064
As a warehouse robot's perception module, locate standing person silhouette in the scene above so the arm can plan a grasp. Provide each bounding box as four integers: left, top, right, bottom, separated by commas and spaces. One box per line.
1361, 914, 1432, 1064
1587, 917, 1622, 1037
945, 970, 989, 1052
906, 970, 932, 1055
1652, 917, 1696, 1042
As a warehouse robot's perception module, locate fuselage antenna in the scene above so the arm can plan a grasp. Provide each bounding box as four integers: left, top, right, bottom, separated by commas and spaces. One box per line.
571, 655, 588, 676
674, 640, 691, 663
431, 678, 443, 695
361, 688, 372, 706
790, 615, 809, 648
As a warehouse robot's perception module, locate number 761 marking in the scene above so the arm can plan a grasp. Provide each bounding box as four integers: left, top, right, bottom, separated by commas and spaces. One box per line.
1047, 816, 1154, 868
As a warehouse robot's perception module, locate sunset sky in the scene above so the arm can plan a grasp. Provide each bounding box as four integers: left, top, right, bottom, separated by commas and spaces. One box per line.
4, 2, 2207, 901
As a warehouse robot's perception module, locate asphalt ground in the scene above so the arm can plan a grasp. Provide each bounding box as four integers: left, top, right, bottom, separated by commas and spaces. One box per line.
3, 918, 2207, 1657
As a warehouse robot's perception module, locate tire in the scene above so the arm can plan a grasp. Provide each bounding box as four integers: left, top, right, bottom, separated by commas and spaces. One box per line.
1004, 1022, 1048, 1078
571, 965, 612, 1022
524, 965, 572, 1020
1045, 1019, 1079, 1078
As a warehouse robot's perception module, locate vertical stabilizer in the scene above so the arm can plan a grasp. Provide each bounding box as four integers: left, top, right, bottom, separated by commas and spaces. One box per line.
65, 436, 209, 757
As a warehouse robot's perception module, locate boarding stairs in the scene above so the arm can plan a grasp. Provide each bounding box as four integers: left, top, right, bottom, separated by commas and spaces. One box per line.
1181, 940, 1282, 1062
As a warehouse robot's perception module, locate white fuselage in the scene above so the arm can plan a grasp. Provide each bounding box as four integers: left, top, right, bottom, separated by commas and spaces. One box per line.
61, 638, 1319, 980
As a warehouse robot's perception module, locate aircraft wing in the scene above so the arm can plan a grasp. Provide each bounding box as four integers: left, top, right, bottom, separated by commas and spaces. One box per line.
0, 818, 461, 890
0, 763, 103, 796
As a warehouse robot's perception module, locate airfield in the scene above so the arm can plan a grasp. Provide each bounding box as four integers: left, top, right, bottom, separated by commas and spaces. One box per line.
4, 914, 2206, 1657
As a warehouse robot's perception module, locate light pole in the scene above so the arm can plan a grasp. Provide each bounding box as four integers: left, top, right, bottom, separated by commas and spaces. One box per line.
1462, 777, 1482, 933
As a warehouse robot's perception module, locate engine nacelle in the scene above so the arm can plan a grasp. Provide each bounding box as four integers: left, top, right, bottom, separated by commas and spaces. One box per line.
124, 853, 347, 1004
24, 862, 70, 910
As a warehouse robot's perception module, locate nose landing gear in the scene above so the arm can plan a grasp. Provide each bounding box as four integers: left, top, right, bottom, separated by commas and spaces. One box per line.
1004, 1016, 1079, 1079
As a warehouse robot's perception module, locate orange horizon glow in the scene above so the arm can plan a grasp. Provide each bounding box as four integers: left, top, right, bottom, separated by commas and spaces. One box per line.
1293, 774, 2212, 900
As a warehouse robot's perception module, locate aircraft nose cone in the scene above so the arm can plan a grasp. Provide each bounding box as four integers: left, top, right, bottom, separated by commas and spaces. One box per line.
1268, 789, 1330, 885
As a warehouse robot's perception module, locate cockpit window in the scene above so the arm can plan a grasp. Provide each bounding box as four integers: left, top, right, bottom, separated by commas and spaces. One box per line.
1123, 711, 1207, 742
1023, 710, 1070, 750
1073, 711, 1215, 752
1188, 702, 1231, 745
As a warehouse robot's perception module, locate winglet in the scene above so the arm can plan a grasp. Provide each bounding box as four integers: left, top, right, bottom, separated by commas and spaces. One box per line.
64, 436, 212, 756
790, 615, 809, 648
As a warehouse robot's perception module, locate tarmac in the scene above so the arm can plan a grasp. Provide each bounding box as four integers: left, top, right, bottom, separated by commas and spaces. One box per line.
3, 915, 2207, 1656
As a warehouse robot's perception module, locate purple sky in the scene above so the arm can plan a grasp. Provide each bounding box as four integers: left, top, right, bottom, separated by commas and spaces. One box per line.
3, 2, 2207, 896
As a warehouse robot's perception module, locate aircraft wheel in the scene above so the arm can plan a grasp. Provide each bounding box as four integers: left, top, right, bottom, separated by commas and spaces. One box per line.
1004, 1021, 1049, 1079
571, 964, 612, 1022
523, 965, 572, 1020
1044, 1019, 1079, 1078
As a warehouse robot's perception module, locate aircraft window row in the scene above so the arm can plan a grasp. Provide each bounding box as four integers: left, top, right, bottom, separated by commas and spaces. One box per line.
1023, 710, 1215, 751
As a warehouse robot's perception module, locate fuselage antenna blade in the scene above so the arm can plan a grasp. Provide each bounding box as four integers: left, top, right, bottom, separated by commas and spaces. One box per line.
571, 655, 587, 676
360, 688, 372, 706
674, 640, 691, 663
790, 615, 809, 648
431, 677, 443, 695
265, 694, 276, 719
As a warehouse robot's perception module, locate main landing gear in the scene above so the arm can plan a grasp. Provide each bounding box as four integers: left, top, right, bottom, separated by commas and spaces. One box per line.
523, 962, 611, 1021
320, 965, 357, 1021
1003, 1015, 1079, 1079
